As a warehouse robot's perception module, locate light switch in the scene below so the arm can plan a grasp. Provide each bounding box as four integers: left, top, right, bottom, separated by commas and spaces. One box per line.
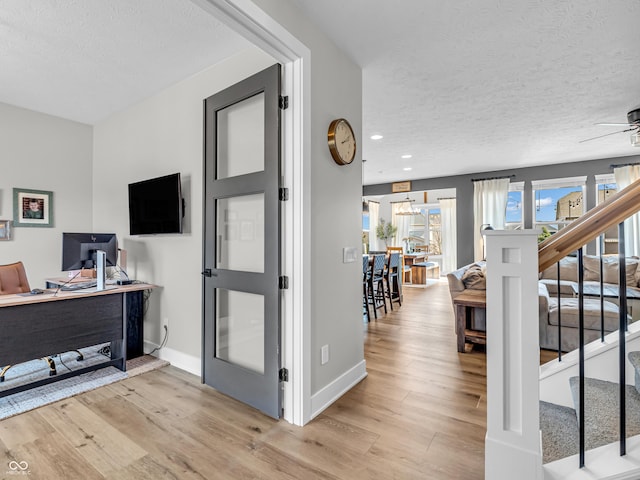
343, 247, 358, 263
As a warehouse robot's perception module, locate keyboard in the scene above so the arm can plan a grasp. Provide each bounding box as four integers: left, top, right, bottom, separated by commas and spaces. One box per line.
61, 281, 97, 291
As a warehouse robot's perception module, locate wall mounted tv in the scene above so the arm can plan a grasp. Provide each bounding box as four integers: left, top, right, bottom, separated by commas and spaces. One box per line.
128, 173, 184, 235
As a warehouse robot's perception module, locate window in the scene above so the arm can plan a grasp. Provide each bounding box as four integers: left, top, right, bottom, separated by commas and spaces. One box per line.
595, 174, 618, 254
505, 182, 523, 230
362, 211, 369, 246
410, 206, 441, 254
532, 176, 586, 235
427, 208, 442, 254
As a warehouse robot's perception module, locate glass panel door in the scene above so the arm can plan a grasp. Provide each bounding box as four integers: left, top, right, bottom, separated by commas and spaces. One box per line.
203, 64, 282, 419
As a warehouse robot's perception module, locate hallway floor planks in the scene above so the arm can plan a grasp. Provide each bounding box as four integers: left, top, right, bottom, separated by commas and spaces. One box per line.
0, 280, 489, 479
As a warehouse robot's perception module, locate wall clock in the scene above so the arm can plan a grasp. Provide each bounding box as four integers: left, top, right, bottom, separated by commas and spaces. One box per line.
327, 118, 356, 166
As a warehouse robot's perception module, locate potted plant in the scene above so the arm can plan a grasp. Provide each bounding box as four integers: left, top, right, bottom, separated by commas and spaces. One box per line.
376, 218, 398, 247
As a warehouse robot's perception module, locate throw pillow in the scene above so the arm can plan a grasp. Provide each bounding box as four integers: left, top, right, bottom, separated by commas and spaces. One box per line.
584, 255, 639, 286
461, 263, 486, 290
540, 256, 578, 282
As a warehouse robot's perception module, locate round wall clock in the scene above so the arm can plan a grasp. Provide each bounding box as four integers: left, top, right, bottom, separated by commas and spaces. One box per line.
327, 118, 356, 166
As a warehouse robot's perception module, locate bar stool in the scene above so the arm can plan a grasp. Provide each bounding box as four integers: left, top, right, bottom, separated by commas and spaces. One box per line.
384, 252, 402, 309
368, 254, 387, 319
362, 255, 371, 322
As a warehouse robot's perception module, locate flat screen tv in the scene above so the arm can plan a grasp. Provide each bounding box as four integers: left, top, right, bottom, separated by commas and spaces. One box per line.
128, 173, 183, 235
62, 232, 118, 271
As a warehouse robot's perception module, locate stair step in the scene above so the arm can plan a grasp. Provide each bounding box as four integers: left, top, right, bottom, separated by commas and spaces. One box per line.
628, 351, 640, 395
540, 400, 578, 463
569, 376, 640, 451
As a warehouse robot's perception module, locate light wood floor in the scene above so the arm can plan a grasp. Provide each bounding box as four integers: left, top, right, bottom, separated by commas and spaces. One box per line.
0, 280, 491, 479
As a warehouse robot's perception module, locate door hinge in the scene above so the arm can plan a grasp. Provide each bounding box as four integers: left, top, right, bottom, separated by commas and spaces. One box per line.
201, 268, 213, 277
279, 95, 289, 110
279, 276, 289, 290
279, 368, 289, 382
279, 187, 289, 201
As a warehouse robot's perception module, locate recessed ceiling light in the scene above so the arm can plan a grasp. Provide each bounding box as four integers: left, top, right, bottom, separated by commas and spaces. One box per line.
370, 134, 383, 140
401, 154, 412, 159
403, 167, 412, 171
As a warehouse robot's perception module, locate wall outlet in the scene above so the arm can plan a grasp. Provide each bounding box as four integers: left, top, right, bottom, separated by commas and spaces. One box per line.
321, 344, 329, 365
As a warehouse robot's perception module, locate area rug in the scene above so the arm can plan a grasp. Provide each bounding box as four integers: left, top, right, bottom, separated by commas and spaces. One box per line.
0, 345, 169, 420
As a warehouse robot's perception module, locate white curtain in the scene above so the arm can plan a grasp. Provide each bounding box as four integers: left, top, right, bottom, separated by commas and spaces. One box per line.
392, 202, 412, 249
473, 178, 509, 261
439, 198, 457, 273
614, 165, 640, 257
368, 201, 380, 252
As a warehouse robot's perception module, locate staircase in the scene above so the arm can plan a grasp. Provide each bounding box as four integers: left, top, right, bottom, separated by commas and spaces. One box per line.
541, 352, 640, 464
484, 177, 640, 480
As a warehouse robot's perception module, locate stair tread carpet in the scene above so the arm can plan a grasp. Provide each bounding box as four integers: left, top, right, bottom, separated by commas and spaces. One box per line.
569, 376, 640, 451
540, 400, 579, 463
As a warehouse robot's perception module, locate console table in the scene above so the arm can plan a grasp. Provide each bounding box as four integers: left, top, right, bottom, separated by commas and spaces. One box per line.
0, 283, 153, 398
453, 290, 487, 352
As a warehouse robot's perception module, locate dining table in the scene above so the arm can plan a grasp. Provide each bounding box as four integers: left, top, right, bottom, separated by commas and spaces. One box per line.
403, 252, 427, 284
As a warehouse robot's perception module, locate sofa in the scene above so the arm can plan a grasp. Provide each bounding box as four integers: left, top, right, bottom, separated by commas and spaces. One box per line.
447, 256, 633, 352
539, 254, 640, 318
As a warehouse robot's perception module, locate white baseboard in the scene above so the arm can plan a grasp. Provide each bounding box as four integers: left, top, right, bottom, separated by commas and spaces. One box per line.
310, 360, 367, 420
144, 342, 201, 377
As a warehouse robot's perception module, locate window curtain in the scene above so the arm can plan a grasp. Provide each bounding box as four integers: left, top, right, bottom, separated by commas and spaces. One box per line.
473, 178, 509, 262
614, 165, 640, 257
392, 202, 412, 249
368, 201, 380, 252
439, 198, 457, 273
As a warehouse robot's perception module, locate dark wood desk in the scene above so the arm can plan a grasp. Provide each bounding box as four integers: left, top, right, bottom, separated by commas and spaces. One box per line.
46, 278, 148, 360
0, 283, 153, 398
453, 290, 486, 353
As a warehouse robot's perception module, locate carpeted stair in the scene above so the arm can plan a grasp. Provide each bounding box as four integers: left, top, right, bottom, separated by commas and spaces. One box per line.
540, 350, 640, 463
540, 400, 578, 463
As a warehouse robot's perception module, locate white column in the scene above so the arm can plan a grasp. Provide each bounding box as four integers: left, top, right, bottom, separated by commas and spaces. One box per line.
484, 230, 542, 480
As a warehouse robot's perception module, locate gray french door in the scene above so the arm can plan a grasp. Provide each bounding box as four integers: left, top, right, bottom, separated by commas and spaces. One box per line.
203, 64, 282, 418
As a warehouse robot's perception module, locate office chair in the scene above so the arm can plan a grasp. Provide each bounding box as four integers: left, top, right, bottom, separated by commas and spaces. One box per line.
0, 261, 82, 382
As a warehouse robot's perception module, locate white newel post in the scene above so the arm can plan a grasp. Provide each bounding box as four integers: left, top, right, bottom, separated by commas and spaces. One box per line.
484, 230, 543, 480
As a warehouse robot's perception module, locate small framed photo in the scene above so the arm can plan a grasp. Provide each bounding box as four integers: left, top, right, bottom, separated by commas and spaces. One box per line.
13, 188, 54, 228
0, 220, 12, 240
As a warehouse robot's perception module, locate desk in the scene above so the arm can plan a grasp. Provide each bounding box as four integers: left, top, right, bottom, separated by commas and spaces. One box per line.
46, 279, 148, 360
0, 283, 153, 398
453, 290, 486, 352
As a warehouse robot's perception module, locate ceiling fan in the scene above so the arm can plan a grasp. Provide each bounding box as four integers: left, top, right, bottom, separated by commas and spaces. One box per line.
580, 107, 640, 146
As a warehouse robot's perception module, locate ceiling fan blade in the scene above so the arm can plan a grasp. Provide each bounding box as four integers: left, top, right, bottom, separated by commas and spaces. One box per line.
579, 127, 637, 143
595, 122, 636, 126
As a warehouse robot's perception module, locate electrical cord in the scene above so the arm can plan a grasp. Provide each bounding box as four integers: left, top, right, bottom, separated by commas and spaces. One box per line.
52, 270, 82, 297
146, 325, 168, 355
56, 353, 73, 373
98, 345, 111, 357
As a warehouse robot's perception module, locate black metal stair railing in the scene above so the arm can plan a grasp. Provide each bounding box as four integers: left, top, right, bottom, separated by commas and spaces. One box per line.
547, 221, 630, 468
618, 222, 627, 458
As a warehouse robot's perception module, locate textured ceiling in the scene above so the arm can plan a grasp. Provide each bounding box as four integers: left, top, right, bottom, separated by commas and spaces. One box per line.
0, 0, 250, 124
2, 1, 639, 185
293, 0, 640, 185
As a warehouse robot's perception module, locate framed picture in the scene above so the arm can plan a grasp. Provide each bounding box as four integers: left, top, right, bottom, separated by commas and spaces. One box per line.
13, 188, 54, 228
392, 181, 411, 193
0, 220, 12, 240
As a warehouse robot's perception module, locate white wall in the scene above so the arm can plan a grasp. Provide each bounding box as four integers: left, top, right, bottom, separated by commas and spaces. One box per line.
0, 102, 93, 285
251, 0, 365, 401
92, 47, 276, 370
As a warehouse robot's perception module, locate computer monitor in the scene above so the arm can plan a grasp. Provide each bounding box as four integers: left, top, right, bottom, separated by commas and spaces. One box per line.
61, 233, 118, 271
